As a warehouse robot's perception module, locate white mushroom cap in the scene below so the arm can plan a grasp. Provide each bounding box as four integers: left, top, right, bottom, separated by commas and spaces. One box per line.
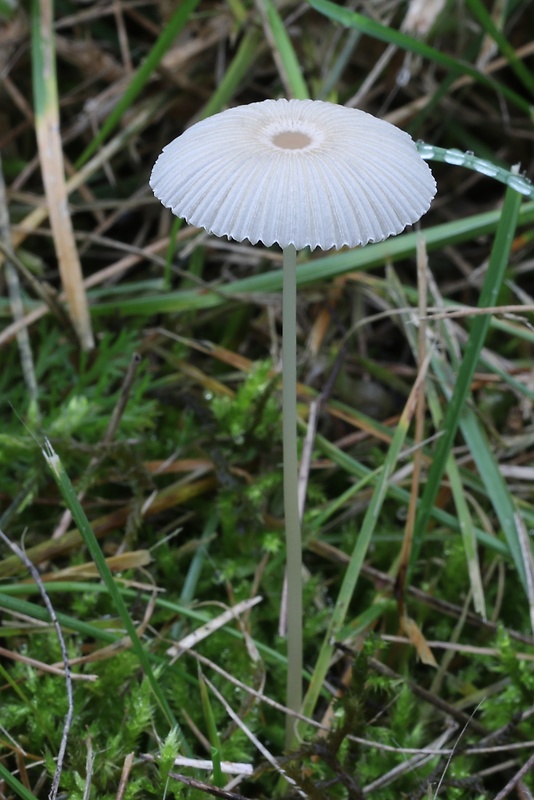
150, 99, 436, 251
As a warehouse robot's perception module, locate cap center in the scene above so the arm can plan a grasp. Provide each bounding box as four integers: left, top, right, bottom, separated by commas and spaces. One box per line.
272, 130, 312, 150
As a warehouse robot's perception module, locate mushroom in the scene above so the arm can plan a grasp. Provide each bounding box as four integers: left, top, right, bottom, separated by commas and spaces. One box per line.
150, 98, 436, 740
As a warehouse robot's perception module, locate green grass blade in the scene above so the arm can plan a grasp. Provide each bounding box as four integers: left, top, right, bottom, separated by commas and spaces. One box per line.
198, 668, 224, 787
260, 0, 309, 99
418, 144, 534, 198
94, 202, 534, 317
466, 0, 534, 97
318, 27, 362, 100
411, 182, 524, 577
180, 514, 217, 606
76, 0, 201, 168
422, 278, 532, 587
302, 366, 427, 722
41, 438, 188, 744
460, 410, 526, 589
445, 453, 486, 617
164, 217, 183, 291
310, 430, 509, 558
386, 268, 486, 618
0, 763, 37, 800
30, 0, 53, 119
0, 581, 288, 668
0, 589, 119, 643
199, 28, 264, 119
311, 466, 382, 530
308, 0, 533, 116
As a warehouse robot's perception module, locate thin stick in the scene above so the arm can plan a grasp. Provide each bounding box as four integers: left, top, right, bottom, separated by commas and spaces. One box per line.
281, 244, 303, 747
115, 752, 134, 800
493, 750, 534, 800
0, 528, 73, 800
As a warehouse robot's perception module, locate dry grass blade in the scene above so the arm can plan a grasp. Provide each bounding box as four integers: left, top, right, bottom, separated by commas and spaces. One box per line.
362, 724, 457, 794
0, 645, 96, 681
31, 0, 93, 349
0, 475, 217, 578
143, 753, 253, 776
167, 597, 263, 658
381, 634, 534, 661
32, 550, 152, 583
399, 615, 438, 667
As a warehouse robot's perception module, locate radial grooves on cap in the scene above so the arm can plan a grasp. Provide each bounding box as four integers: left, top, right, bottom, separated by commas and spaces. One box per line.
150, 99, 437, 250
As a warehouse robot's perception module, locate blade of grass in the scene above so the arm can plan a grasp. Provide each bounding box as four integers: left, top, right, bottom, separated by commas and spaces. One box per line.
301, 354, 431, 724
466, 0, 534, 97
0, 763, 37, 800
444, 455, 486, 617
41, 437, 188, 745
198, 668, 224, 787
92, 202, 534, 317
417, 144, 534, 198
179, 514, 218, 607
0, 474, 217, 579
31, 0, 93, 350
6, 201, 534, 334
317, 27, 361, 100
0, 589, 120, 643
308, 0, 533, 116
310, 465, 382, 530
256, 0, 309, 99
427, 330, 534, 587
75, 0, 201, 168
460, 412, 527, 590
309, 429, 510, 558
421, 278, 505, 614
199, 28, 264, 120
0, 581, 288, 668
226, 0, 248, 26
163, 217, 183, 291
387, 268, 486, 618
410, 180, 524, 580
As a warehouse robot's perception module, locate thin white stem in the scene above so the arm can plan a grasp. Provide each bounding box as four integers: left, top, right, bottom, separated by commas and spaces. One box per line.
282, 244, 303, 747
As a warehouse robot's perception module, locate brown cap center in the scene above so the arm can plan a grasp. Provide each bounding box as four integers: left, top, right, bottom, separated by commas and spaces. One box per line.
271, 130, 312, 150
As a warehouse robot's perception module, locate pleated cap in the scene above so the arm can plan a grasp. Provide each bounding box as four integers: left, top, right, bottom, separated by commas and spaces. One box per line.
150, 99, 436, 251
